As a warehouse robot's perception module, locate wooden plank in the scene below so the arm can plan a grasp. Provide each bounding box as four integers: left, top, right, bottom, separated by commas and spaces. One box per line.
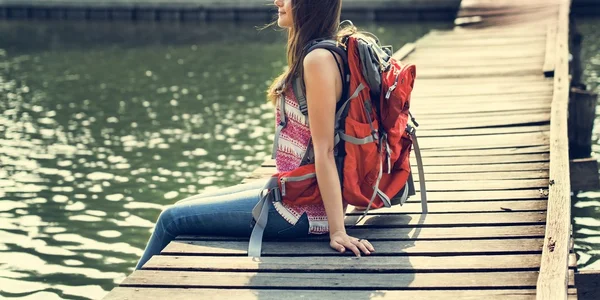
412, 101, 550, 115
249, 167, 548, 181
412, 95, 552, 108
120, 270, 559, 289
417, 36, 546, 47
409, 44, 544, 56
105, 288, 544, 300
407, 49, 544, 61
410, 171, 549, 181
392, 42, 416, 60
410, 154, 550, 165
161, 239, 545, 256
407, 190, 548, 201
408, 57, 545, 68
414, 162, 549, 173
412, 90, 551, 102
414, 87, 551, 97
416, 66, 545, 79
260, 160, 549, 173
246, 167, 549, 182
412, 93, 551, 106
415, 108, 550, 120
410, 133, 549, 150
178, 225, 547, 241
402, 179, 549, 192
347, 212, 546, 227
536, 0, 572, 299
417, 113, 551, 130
349, 200, 547, 214
410, 146, 550, 157
144, 254, 544, 271
414, 75, 548, 85
543, 24, 557, 77
121, 270, 537, 289
428, 28, 547, 38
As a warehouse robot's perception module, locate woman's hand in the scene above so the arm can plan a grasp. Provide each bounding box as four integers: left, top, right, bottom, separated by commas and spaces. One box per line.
329, 230, 375, 257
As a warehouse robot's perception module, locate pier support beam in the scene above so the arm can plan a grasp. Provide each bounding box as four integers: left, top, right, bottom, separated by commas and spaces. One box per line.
568, 88, 597, 159
570, 158, 600, 192
576, 270, 600, 300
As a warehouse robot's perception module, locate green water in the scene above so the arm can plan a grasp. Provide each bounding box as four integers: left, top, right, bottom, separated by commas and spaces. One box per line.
0, 20, 450, 299
572, 16, 600, 272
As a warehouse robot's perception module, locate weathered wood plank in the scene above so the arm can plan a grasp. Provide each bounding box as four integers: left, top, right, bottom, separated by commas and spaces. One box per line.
347, 211, 546, 227
349, 200, 547, 214
409, 154, 550, 165
120, 270, 573, 289
104, 288, 545, 300
412, 85, 551, 98
408, 57, 545, 68
412, 100, 550, 115
411, 146, 550, 157
162, 238, 545, 256
392, 42, 416, 60
395, 179, 549, 191
410, 171, 549, 181
407, 190, 549, 201
536, 0, 572, 299
543, 24, 557, 77
178, 225, 547, 241
417, 36, 546, 48
418, 126, 550, 138
413, 163, 550, 173
260, 160, 550, 173
145, 254, 544, 271
245, 166, 549, 182
416, 113, 551, 130
415, 65, 545, 79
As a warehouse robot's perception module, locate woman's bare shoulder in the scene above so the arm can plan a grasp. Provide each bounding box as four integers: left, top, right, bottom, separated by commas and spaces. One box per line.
303, 48, 339, 75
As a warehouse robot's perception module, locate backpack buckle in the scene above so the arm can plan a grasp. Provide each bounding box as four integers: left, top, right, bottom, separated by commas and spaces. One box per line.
406, 124, 416, 135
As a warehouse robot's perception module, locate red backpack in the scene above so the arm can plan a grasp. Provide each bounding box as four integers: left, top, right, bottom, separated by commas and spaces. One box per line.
248, 29, 428, 257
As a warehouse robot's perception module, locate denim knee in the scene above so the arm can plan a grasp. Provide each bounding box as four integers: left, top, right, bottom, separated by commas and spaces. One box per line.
156, 205, 177, 236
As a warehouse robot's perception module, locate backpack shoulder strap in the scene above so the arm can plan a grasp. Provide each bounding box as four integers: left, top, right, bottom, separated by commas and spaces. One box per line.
294, 39, 350, 116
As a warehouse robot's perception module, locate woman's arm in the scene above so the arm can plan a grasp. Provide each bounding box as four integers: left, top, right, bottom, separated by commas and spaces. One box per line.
303, 49, 374, 257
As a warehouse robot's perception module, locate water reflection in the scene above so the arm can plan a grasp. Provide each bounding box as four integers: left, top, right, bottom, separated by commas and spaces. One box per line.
573, 16, 600, 271
0, 20, 450, 299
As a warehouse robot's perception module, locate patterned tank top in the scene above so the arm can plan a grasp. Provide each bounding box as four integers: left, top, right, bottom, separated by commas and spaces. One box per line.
272, 87, 329, 234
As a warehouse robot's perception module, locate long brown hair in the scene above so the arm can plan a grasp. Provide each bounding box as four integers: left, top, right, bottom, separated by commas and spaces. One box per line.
267, 0, 353, 105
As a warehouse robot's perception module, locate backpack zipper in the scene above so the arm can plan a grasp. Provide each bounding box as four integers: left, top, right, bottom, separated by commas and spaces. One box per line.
385, 63, 414, 100
385, 72, 401, 100
280, 173, 317, 197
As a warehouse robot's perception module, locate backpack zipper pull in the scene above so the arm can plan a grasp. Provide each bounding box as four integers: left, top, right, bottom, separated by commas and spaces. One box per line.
280, 178, 287, 196
385, 73, 401, 100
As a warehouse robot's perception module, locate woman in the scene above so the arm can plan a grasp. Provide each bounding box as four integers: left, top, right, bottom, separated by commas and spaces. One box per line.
134, 0, 374, 270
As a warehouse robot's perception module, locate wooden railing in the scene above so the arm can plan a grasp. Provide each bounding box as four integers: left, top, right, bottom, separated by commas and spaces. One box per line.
536, 0, 573, 299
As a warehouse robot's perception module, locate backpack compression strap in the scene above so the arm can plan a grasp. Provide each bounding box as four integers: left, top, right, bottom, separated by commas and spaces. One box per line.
294, 39, 350, 116
407, 124, 428, 213
248, 177, 281, 257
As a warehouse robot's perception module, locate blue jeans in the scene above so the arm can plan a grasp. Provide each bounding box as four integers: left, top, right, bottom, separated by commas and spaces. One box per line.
135, 179, 311, 270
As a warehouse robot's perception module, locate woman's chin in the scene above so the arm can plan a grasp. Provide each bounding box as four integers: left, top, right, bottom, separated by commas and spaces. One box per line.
277, 18, 290, 28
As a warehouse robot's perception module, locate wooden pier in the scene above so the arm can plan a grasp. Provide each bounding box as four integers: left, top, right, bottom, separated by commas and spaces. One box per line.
105, 0, 579, 299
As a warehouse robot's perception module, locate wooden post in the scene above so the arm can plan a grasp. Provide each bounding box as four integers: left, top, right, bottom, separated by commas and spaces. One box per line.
570, 16, 584, 88
570, 158, 600, 191
576, 270, 600, 300
568, 88, 598, 159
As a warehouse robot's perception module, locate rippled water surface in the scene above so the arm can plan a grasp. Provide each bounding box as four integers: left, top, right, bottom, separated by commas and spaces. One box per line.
0, 20, 450, 299
573, 16, 600, 272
